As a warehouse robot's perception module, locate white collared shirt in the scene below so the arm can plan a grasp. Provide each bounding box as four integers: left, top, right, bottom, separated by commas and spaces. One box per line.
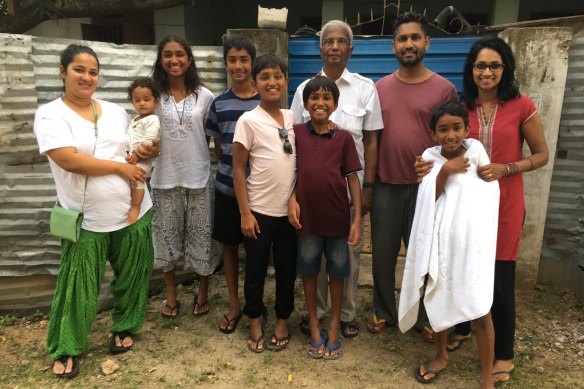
290, 67, 383, 184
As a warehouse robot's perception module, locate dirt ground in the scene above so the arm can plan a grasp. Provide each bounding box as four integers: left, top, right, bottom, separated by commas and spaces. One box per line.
1, 255, 583, 389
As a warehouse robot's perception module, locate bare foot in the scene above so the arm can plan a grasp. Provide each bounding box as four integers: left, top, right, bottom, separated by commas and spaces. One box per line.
492, 359, 514, 384
126, 206, 140, 224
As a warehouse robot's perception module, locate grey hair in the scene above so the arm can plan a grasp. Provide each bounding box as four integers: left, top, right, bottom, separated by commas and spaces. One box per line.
319, 20, 353, 47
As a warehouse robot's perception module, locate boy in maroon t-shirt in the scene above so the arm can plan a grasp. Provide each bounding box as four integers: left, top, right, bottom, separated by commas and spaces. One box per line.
288, 76, 362, 360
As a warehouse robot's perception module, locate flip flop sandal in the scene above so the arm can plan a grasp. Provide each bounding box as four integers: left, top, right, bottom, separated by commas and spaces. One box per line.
307, 329, 328, 359
323, 338, 343, 360
366, 313, 388, 334
493, 367, 514, 386
422, 326, 435, 343
247, 333, 266, 353
109, 331, 134, 354
266, 330, 291, 351
54, 355, 80, 379
218, 312, 243, 334
414, 362, 446, 384
446, 332, 472, 352
340, 320, 360, 338
192, 293, 209, 317
161, 300, 180, 319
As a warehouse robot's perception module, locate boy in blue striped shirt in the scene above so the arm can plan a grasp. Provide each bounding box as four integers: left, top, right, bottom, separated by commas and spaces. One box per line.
205, 35, 260, 334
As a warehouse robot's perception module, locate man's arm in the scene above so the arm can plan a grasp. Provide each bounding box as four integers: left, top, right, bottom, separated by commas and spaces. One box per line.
361, 130, 377, 214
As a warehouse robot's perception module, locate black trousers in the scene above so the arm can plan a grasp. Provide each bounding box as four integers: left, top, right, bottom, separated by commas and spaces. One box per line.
243, 211, 297, 320
453, 260, 516, 360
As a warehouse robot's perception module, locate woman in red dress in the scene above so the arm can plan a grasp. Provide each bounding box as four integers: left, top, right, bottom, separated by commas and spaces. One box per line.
447, 36, 549, 385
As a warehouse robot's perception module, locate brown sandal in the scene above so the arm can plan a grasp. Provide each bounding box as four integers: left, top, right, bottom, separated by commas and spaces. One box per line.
422, 326, 435, 343
366, 313, 388, 334
446, 332, 472, 352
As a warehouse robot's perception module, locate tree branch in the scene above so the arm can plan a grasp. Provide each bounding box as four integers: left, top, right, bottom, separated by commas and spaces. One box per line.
1, 0, 189, 34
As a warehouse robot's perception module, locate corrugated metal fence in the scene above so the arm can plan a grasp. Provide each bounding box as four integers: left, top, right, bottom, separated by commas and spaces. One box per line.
540, 31, 584, 299
0, 34, 225, 313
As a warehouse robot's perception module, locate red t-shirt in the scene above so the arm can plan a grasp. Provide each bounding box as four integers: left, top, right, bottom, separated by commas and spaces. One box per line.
375, 73, 458, 184
294, 122, 362, 237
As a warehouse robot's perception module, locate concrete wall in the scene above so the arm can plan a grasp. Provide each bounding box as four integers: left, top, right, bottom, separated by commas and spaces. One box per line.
25, 17, 90, 40
499, 27, 572, 288
539, 30, 584, 300
154, 5, 186, 42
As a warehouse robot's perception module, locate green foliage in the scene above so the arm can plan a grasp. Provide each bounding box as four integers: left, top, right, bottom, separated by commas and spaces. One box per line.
0, 0, 7, 16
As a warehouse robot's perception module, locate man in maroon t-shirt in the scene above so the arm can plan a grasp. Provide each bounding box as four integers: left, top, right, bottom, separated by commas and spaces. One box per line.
368, 11, 458, 343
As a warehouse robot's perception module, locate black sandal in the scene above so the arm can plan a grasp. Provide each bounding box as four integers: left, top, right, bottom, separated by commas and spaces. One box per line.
109, 331, 133, 354
161, 300, 180, 319
299, 314, 310, 336
218, 312, 243, 334
54, 355, 80, 379
340, 320, 360, 338
192, 293, 209, 317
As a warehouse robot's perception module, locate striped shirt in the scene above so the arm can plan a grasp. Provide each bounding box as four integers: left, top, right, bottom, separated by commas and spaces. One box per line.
205, 89, 260, 196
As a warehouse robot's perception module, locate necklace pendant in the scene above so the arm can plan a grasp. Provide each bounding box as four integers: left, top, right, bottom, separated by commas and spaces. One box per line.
178, 123, 185, 133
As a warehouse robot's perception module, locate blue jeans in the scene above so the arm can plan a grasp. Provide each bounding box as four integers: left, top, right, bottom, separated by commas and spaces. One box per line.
297, 235, 349, 278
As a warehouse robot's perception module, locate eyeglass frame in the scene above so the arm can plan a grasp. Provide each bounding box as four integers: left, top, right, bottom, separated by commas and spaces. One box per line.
320, 38, 352, 49
278, 128, 293, 154
472, 62, 505, 72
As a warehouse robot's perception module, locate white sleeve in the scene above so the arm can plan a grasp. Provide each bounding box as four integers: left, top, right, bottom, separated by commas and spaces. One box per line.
233, 114, 253, 150
290, 83, 307, 124
34, 106, 75, 155
142, 115, 161, 142
362, 83, 384, 131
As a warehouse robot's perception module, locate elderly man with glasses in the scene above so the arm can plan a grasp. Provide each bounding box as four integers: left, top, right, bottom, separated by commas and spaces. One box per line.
290, 19, 383, 339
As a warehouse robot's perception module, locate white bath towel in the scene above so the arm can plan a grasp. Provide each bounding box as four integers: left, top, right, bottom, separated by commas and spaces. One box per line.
398, 138, 500, 333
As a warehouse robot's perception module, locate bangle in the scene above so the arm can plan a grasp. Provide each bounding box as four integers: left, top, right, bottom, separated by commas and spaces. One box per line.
527, 157, 534, 171
505, 164, 510, 177
363, 182, 374, 188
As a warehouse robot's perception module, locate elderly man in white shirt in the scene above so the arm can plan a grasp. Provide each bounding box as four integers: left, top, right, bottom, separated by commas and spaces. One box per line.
290, 19, 383, 338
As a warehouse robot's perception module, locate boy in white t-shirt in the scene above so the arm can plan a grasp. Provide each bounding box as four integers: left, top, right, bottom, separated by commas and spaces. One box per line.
126, 77, 161, 223
232, 54, 297, 353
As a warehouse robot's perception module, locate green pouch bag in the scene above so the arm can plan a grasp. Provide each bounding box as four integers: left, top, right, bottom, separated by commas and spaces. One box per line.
50, 203, 83, 242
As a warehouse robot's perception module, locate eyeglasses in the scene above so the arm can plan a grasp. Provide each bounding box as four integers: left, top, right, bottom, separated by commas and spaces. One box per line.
473, 62, 504, 72
321, 38, 351, 48
278, 128, 293, 154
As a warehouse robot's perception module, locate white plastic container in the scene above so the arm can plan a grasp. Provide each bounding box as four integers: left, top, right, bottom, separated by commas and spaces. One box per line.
257, 5, 288, 30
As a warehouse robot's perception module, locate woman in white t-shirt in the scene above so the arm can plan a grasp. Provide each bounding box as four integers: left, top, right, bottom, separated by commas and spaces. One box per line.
150, 36, 220, 319
34, 44, 155, 379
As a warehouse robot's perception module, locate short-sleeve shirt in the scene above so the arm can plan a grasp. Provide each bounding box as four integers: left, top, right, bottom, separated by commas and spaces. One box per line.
294, 121, 362, 237
151, 87, 214, 189
34, 98, 152, 232
233, 106, 296, 217
204, 89, 261, 196
290, 68, 383, 186
127, 114, 161, 152
375, 73, 458, 184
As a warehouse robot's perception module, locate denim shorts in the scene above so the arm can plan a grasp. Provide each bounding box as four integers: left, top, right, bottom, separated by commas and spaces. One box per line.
297, 235, 349, 278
